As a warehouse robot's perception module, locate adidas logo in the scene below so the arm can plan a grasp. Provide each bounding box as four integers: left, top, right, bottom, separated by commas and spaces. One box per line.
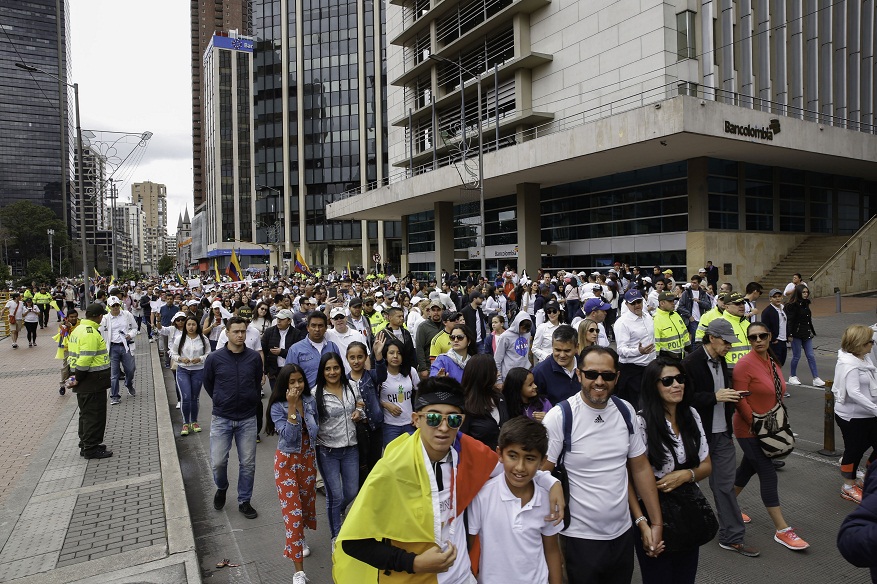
594, 415, 604, 423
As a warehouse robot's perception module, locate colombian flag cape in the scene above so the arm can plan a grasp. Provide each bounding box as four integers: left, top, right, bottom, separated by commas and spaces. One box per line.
333, 429, 497, 583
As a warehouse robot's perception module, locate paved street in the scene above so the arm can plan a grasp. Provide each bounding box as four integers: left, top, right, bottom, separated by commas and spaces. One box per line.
0, 295, 874, 583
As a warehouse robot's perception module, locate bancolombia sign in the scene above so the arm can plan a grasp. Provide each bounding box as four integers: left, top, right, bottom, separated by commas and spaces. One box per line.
723, 118, 781, 141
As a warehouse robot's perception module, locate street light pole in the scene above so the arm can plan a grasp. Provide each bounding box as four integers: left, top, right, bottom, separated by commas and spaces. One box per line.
109, 178, 118, 279
256, 185, 282, 276
47, 229, 55, 272
428, 55, 486, 279
16, 62, 90, 306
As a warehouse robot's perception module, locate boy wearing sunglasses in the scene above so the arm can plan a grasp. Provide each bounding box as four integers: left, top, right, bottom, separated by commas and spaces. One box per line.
334, 376, 565, 582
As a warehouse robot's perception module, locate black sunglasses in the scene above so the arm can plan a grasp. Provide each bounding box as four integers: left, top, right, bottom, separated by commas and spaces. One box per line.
546, 309, 559, 314
659, 374, 686, 387
747, 332, 770, 341
580, 370, 618, 381
449, 334, 467, 341
586, 328, 599, 333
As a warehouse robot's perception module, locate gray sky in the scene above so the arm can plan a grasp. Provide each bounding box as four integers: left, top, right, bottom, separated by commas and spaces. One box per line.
71, 0, 191, 235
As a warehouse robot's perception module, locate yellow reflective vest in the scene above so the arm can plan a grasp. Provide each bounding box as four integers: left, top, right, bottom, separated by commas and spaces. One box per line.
722, 313, 751, 367
34, 291, 53, 306
695, 306, 723, 342
67, 318, 111, 392
654, 309, 690, 354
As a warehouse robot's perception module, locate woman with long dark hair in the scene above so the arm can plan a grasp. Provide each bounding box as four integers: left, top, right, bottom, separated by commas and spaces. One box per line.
785, 284, 824, 387
502, 366, 551, 421
430, 324, 477, 382
378, 336, 419, 446
169, 316, 211, 435
314, 352, 364, 543
629, 358, 711, 583
732, 322, 809, 550
460, 354, 509, 449
266, 364, 318, 583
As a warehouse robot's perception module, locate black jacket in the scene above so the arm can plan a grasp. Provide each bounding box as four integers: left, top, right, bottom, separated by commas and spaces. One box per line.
203, 346, 263, 421
261, 324, 304, 377
461, 303, 487, 342
682, 344, 734, 435
785, 299, 815, 340
461, 397, 509, 451
761, 303, 784, 342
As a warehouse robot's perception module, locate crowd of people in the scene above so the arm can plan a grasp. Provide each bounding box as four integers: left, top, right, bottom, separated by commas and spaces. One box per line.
6, 262, 877, 584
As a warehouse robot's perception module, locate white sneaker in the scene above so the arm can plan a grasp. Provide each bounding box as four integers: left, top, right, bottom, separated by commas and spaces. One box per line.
787, 376, 801, 385
292, 571, 309, 584
302, 538, 310, 558
812, 377, 826, 387
176, 402, 181, 409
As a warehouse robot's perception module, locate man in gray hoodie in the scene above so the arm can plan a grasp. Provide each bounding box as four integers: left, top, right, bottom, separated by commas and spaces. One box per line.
494, 311, 533, 382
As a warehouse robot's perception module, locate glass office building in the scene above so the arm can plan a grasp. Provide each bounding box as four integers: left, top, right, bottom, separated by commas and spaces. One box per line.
252, 0, 402, 273
0, 0, 73, 223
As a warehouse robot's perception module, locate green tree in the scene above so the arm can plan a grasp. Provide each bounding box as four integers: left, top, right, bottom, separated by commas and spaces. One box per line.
0, 201, 69, 264
157, 255, 175, 275
17, 258, 54, 288
118, 268, 143, 283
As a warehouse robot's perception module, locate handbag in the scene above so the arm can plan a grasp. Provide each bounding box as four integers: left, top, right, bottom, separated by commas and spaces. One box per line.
750, 358, 795, 458
641, 450, 718, 553
9, 301, 19, 324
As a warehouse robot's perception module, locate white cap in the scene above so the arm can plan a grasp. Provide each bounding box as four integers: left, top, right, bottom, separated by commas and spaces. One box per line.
375, 291, 384, 297
308, 297, 318, 304
211, 300, 222, 308
329, 307, 347, 319
186, 299, 199, 306
173, 311, 188, 321
107, 296, 122, 306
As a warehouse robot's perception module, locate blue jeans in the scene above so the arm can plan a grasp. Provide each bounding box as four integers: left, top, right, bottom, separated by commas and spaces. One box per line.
383, 423, 415, 447
177, 367, 204, 424
109, 343, 136, 399
790, 337, 818, 377
315, 445, 359, 538
210, 415, 257, 504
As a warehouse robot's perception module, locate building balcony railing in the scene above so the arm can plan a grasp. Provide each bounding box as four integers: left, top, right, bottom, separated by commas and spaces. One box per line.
334, 79, 877, 202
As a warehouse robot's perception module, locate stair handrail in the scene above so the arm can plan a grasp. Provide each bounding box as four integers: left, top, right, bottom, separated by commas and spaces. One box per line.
810, 214, 877, 282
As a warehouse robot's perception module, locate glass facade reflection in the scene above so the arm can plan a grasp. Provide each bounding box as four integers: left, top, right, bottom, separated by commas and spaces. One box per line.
0, 0, 72, 223
253, 0, 399, 272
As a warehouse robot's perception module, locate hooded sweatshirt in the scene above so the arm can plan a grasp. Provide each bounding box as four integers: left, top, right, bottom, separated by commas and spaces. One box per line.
494, 311, 532, 382
832, 349, 877, 420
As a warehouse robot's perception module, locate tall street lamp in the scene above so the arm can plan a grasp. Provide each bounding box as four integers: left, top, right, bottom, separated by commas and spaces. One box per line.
47, 229, 55, 272
16, 62, 90, 306
256, 185, 282, 275
428, 54, 486, 279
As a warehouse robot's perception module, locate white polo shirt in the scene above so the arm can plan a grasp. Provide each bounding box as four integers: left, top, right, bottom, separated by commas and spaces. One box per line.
543, 393, 645, 540
468, 473, 562, 584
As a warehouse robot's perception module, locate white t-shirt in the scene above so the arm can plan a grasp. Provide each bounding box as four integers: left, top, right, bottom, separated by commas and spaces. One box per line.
381, 369, 418, 426
5, 299, 24, 321
217, 324, 262, 352
543, 393, 645, 540
468, 473, 562, 584
635, 408, 709, 479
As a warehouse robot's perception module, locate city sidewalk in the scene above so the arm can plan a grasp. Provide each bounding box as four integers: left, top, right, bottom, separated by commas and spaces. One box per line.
0, 328, 200, 584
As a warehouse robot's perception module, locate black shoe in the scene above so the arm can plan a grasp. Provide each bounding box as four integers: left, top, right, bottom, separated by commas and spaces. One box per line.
59, 385, 66, 396
239, 501, 258, 519
83, 448, 113, 459
719, 542, 760, 557
214, 488, 227, 510
80, 444, 107, 456
128, 387, 136, 396
772, 460, 786, 469
256, 434, 261, 443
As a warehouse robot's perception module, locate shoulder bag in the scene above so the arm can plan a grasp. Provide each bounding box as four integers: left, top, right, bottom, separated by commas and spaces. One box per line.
641, 448, 718, 553
750, 357, 795, 458
9, 301, 18, 325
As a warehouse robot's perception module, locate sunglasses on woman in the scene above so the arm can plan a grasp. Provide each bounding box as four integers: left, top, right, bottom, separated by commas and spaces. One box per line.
587, 328, 599, 333
747, 332, 770, 341
546, 309, 558, 314
659, 374, 686, 387
419, 412, 464, 428
449, 334, 467, 341
580, 370, 618, 381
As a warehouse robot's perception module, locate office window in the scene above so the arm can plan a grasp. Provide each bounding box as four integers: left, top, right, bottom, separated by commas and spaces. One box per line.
676, 11, 697, 60
810, 188, 833, 233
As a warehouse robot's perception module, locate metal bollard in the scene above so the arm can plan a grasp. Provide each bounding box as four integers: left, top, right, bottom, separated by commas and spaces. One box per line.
817, 380, 839, 456
835, 287, 842, 313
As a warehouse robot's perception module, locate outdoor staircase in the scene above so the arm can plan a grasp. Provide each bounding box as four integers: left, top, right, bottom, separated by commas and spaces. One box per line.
759, 235, 851, 293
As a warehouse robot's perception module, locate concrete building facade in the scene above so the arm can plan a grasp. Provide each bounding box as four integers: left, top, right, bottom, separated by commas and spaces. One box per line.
327, 0, 877, 288
131, 180, 168, 272
191, 0, 252, 208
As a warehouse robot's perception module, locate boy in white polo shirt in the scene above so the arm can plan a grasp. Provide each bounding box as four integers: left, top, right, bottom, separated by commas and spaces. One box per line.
468, 417, 563, 584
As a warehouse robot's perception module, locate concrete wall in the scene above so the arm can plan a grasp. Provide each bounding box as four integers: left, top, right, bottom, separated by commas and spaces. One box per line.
810, 221, 877, 297
687, 231, 808, 290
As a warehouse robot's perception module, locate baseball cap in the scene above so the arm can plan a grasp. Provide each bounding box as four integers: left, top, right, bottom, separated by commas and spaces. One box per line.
469, 291, 484, 302
705, 319, 740, 344
276, 309, 293, 320
349, 297, 363, 307
769, 288, 783, 297
428, 299, 443, 309
544, 300, 561, 313
584, 298, 611, 313
658, 292, 677, 302
698, 268, 707, 274
211, 300, 223, 309
662, 269, 674, 276
107, 296, 122, 307
442, 310, 460, 322
624, 289, 643, 303
172, 311, 187, 322
187, 299, 200, 306
726, 292, 745, 304
375, 291, 384, 297
642, 276, 653, 284
329, 307, 346, 319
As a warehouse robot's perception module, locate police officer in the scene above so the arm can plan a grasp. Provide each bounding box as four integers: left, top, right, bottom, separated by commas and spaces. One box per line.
720, 292, 751, 370
67, 304, 113, 459
653, 291, 690, 359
